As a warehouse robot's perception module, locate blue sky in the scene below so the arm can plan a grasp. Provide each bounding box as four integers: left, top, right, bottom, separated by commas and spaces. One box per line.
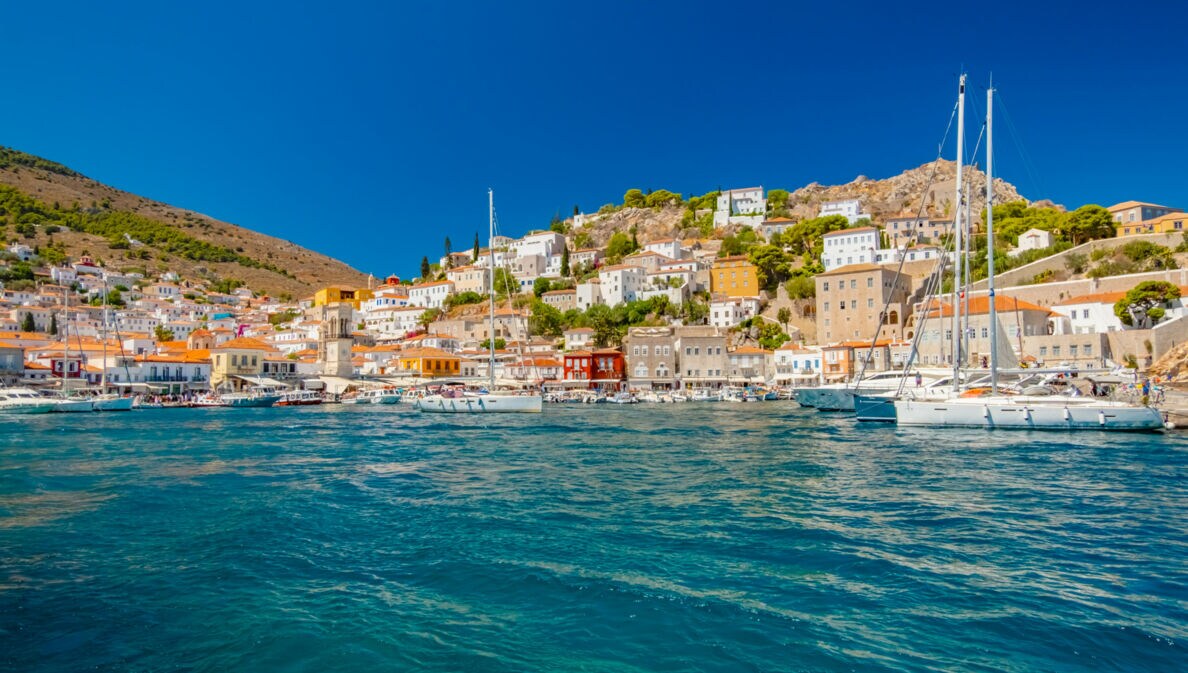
2, 1, 1185, 279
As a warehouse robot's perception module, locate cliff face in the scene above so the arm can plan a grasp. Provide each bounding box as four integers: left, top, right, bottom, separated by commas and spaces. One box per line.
0, 147, 368, 296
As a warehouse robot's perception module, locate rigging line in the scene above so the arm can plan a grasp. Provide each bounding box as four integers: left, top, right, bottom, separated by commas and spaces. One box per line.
996, 90, 1046, 200
853, 98, 960, 387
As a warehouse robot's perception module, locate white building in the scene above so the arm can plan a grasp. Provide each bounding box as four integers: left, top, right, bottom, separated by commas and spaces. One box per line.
408, 280, 455, 309
643, 239, 687, 260
714, 187, 766, 228
821, 227, 880, 271
819, 199, 871, 224
1011, 228, 1054, 257
709, 296, 761, 328
598, 265, 647, 306
7, 243, 33, 261
773, 343, 823, 386
364, 306, 427, 340
510, 231, 567, 259
563, 327, 595, 351
576, 279, 604, 310
1050, 292, 1128, 335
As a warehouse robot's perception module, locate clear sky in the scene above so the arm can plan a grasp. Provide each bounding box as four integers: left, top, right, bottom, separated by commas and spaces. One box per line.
2, 1, 1185, 279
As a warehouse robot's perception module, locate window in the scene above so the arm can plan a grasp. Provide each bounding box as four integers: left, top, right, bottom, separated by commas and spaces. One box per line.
1084, 344, 1092, 356
1040, 346, 1048, 357
850, 279, 857, 289
1052, 346, 1060, 356
851, 300, 857, 309
867, 298, 874, 308
823, 282, 829, 291
824, 302, 830, 311
981, 327, 988, 338
642, 346, 649, 356
633, 346, 639, 356
1069, 345, 1078, 357
867, 277, 873, 288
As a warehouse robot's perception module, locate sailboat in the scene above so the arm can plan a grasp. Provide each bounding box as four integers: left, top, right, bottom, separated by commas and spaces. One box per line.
894, 78, 1164, 431
92, 280, 134, 411
415, 190, 543, 414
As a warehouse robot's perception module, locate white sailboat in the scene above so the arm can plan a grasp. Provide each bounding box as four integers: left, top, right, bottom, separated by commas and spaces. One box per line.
416, 189, 543, 414
894, 78, 1163, 431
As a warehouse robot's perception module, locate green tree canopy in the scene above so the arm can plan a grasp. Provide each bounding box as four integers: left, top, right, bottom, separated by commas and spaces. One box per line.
644, 190, 682, 208
605, 232, 638, 262
533, 276, 552, 298
623, 189, 646, 208
1063, 205, 1115, 245
1114, 281, 1181, 328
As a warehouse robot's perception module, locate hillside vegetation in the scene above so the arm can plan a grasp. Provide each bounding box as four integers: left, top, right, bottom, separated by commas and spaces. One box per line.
0, 146, 368, 296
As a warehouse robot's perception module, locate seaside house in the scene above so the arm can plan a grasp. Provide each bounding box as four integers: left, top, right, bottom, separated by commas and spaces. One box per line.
397, 346, 461, 378
624, 326, 678, 390
209, 336, 277, 390
563, 327, 595, 351
408, 280, 455, 309
1109, 201, 1181, 235
821, 227, 881, 271
598, 265, 647, 306
727, 346, 773, 384
675, 326, 729, 390
773, 342, 823, 387
541, 288, 576, 311
313, 286, 374, 310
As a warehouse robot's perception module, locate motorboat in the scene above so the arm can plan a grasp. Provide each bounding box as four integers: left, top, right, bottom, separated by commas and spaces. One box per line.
0, 387, 59, 414
277, 390, 323, 406
358, 387, 401, 405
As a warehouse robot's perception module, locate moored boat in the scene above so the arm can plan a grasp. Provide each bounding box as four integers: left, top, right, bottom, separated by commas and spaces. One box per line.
0, 387, 59, 414
277, 390, 324, 406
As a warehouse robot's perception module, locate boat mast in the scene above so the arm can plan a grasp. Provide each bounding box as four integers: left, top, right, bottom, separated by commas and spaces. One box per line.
488, 188, 496, 391
951, 73, 966, 393
101, 279, 108, 392
986, 81, 998, 394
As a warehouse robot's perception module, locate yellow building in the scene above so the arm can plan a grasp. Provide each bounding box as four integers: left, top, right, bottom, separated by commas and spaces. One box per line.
398, 347, 461, 378
1115, 211, 1187, 237
210, 337, 276, 389
711, 255, 760, 298
312, 285, 374, 309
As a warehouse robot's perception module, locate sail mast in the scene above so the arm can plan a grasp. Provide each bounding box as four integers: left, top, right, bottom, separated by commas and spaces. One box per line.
986, 81, 998, 394
488, 188, 496, 391
951, 73, 966, 393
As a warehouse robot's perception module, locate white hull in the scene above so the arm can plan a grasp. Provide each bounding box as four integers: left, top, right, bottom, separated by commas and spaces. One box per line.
94, 396, 135, 412
895, 396, 1164, 431
416, 393, 542, 413
53, 399, 96, 413
0, 401, 59, 414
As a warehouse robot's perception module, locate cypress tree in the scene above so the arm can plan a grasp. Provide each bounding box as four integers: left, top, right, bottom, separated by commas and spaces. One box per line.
560, 246, 570, 277
420, 256, 431, 280
473, 233, 480, 260
21, 313, 35, 333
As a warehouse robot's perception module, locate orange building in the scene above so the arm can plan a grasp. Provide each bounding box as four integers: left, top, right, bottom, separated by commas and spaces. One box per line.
398, 346, 460, 378
710, 256, 760, 298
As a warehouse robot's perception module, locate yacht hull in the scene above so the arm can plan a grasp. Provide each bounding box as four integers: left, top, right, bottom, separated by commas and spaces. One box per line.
416, 393, 542, 413
895, 398, 1164, 431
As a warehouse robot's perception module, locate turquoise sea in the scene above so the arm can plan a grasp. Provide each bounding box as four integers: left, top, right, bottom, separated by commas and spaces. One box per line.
1, 404, 1185, 672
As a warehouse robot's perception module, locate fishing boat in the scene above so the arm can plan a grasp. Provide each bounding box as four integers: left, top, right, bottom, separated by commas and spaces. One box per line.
0, 387, 60, 414
417, 190, 542, 414
894, 79, 1163, 432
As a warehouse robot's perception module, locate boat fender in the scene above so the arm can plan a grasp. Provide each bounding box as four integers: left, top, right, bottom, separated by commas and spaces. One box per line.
1062, 407, 1071, 421
982, 405, 990, 419
1098, 411, 1106, 426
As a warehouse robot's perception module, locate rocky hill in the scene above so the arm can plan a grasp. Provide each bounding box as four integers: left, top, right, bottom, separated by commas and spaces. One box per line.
785, 159, 1027, 223
568, 160, 1029, 247
0, 147, 368, 297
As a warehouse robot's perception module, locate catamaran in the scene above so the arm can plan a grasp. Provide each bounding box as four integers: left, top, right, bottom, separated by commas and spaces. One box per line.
894, 78, 1164, 431
416, 190, 543, 414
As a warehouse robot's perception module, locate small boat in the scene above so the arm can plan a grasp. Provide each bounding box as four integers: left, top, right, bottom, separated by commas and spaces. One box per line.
358, 387, 401, 405
277, 390, 323, 406
691, 389, 722, 402
606, 392, 637, 404
195, 387, 281, 408
0, 387, 59, 414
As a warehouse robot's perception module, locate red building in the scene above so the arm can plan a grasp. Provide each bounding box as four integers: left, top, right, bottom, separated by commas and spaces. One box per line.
563, 348, 625, 389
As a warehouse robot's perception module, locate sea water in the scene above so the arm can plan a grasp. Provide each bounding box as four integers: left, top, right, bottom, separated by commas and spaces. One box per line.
1, 404, 1185, 672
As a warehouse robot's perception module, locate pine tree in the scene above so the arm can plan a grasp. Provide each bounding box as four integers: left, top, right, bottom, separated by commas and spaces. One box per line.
21, 313, 35, 333
444, 236, 453, 269
420, 256, 431, 280
473, 233, 480, 260
560, 246, 570, 277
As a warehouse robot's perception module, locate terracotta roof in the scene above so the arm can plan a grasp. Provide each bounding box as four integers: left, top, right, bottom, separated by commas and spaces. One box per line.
1107, 200, 1176, 211
599, 264, 646, 273
763, 217, 795, 223
565, 350, 594, 357
714, 255, 752, 263
1053, 291, 1128, 307
816, 263, 888, 277
922, 296, 1051, 317
211, 337, 277, 352
822, 226, 878, 237
400, 346, 460, 359
730, 346, 772, 355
